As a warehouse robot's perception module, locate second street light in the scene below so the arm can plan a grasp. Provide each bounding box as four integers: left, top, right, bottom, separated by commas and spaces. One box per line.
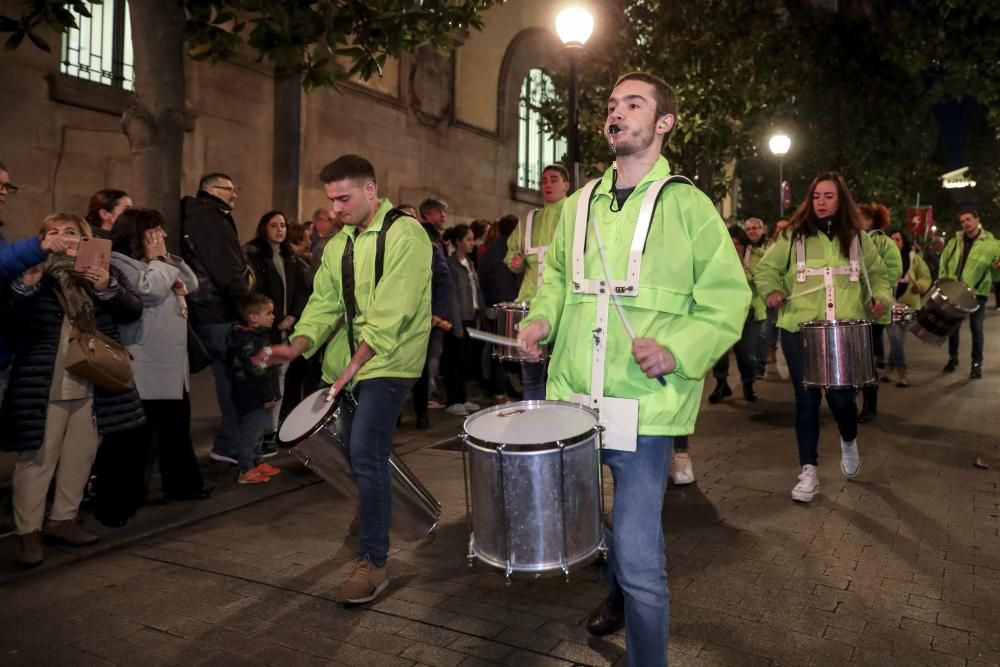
768, 132, 791, 219
555, 6, 594, 190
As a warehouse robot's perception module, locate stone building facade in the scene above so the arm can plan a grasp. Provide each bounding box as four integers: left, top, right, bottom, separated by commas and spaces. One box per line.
0, 0, 580, 241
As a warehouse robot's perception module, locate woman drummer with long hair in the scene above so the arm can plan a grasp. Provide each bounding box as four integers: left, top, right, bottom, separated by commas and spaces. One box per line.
755, 172, 891, 503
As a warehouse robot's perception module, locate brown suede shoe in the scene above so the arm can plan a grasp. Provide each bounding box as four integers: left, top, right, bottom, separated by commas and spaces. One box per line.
44, 519, 99, 546
16, 531, 44, 568
335, 558, 388, 605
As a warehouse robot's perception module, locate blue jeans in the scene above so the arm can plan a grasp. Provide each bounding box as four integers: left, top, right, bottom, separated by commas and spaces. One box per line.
888, 322, 907, 369
713, 318, 760, 385
602, 436, 673, 667
521, 360, 548, 400
947, 295, 989, 366
780, 330, 857, 466
343, 377, 415, 567
235, 408, 272, 472
193, 322, 240, 456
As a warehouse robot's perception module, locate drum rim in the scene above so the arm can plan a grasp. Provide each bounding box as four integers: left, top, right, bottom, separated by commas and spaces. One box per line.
463, 399, 600, 452
276, 390, 354, 448
929, 279, 980, 312
800, 318, 872, 328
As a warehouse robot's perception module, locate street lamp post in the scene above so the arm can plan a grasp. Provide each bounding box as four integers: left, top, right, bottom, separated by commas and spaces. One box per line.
556, 6, 594, 190
768, 132, 791, 218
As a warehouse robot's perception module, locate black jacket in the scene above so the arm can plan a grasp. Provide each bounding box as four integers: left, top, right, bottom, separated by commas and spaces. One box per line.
0, 269, 146, 452
245, 238, 309, 343
478, 232, 521, 307
226, 324, 280, 414
181, 192, 252, 323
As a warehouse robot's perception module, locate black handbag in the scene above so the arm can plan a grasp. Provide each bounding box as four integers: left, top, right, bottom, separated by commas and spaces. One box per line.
186, 323, 212, 374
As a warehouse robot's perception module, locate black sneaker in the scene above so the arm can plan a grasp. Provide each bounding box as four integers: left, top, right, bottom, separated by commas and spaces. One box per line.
260, 443, 279, 459
943, 358, 958, 373
970, 365, 983, 379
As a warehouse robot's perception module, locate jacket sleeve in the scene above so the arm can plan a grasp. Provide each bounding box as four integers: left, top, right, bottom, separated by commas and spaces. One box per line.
175, 257, 200, 294
753, 234, 793, 298
939, 238, 958, 280
0, 237, 47, 280
521, 203, 570, 340
878, 235, 904, 285
359, 222, 432, 356
292, 238, 345, 356
504, 222, 526, 273
191, 214, 250, 300
650, 199, 751, 380
859, 232, 891, 305
114, 256, 182, 308
913, 255, 932, 294
431, 245, 452, 320
96, 266, 144, 324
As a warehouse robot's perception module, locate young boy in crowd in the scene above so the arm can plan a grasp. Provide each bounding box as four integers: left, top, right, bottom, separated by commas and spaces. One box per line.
227, 294, 282, 484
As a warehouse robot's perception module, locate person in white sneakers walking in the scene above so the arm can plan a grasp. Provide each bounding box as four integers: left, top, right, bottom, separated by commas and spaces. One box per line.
755, 172, 890, 503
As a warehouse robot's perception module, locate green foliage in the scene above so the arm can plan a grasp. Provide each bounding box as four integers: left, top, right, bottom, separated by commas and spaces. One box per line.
2, 0, 498, 89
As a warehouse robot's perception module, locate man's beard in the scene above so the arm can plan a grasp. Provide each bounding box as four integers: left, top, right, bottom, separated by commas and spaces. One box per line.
607, 122, 656, 156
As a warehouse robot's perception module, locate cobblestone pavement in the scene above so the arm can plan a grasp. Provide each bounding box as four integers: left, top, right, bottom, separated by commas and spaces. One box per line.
1, 311, 999, 666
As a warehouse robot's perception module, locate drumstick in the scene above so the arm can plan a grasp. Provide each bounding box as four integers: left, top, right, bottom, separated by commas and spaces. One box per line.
468, 328, 522, 348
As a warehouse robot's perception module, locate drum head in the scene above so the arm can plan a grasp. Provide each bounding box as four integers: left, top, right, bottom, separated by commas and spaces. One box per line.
464, 400, 598, 450
934, 279, 979, 312
277, 388, 338, 446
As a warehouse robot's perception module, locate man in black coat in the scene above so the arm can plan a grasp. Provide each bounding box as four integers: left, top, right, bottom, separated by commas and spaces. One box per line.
181, 172, 252, 465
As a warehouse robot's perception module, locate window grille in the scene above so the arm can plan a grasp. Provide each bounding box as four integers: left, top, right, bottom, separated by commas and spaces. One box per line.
60, 0, 134, 91
517, 69, 567, 191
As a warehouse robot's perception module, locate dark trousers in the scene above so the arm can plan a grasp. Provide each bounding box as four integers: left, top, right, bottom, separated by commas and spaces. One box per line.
948, 296, 989, 366
145, 392, 204, 498
781, 330, 858, 466
413, 329, 444, 419
343, 378, 415, 567
93, 422, 153, 524
443, 323, 474, 406
713, 318, 760, 385
871, 323, 886, 362
280, 356, 314, 421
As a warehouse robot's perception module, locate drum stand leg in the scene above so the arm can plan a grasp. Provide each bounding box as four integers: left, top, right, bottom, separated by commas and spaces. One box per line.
556, 441, 570, 581
496, 443, 514, 584
596, 430, 609, 559
461, 440, 477, 568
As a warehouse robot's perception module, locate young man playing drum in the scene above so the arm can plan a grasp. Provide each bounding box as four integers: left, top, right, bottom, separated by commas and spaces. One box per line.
260, 155, 431, 605
518, 72, 751, 667
504, 163, 571, 399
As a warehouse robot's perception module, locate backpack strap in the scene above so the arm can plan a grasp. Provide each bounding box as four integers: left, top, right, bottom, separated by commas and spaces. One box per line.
342, 207, 408, 355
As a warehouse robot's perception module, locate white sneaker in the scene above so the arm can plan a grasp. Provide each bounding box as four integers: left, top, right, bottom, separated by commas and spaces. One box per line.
462, 401, 481, 412
840, 439, 861, 479
670, 452, 695, 486
791, 464, 819, 502
445, 403, 469, 417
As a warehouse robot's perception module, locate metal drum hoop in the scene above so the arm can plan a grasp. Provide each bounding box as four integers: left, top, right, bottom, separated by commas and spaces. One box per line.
276, 390, 356, 448
462, 400, 601, 453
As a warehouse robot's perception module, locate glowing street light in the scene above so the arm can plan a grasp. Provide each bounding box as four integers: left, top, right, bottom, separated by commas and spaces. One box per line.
556, 6, 594, 188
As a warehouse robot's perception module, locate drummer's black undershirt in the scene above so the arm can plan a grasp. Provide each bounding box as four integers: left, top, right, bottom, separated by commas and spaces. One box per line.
613, 187, 636, 209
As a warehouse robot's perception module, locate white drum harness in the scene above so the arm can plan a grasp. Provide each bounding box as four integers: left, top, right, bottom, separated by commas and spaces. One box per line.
569, 174, 694, 451
522, 209, 548, 290
793, 233, 872, 320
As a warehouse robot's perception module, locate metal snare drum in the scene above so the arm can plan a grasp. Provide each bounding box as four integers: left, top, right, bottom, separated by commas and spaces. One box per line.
277, 389, 442, 541
910, 279, 980, 346
891, 303, 916, 324
490, 302, 546, 362
462, 401, 604, 578
800, 319, 875, 389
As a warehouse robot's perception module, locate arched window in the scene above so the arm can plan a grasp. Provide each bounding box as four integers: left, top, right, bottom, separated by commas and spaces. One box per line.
60, 0, 135, 91
517, 69, 566, 191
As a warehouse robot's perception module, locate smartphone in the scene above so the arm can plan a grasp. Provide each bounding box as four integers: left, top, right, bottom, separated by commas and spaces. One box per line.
74, 237, 112, 273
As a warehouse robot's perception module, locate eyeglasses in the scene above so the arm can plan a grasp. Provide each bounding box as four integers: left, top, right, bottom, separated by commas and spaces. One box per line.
0, 182, 18, 195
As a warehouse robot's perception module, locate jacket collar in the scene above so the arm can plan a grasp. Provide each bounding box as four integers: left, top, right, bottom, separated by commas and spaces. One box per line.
592, 155, 672, 203
345, 198, 393, 239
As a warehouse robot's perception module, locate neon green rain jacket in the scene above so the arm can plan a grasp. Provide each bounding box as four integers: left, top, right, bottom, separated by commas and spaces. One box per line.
897, 252, 932, 310
504, 199, 566, 303
522, 157, 751, 435
754, 230, 891, 333
745, 245, 767, 321
940, 229, 997, 297
868, 230, 903, 325
292, 199, 432, 384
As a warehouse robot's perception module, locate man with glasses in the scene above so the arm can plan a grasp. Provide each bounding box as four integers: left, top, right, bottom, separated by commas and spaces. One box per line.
181, 172, 254, 465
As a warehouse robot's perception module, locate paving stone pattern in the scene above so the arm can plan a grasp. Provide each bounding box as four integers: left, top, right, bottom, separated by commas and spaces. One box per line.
1, 312, 999, 665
